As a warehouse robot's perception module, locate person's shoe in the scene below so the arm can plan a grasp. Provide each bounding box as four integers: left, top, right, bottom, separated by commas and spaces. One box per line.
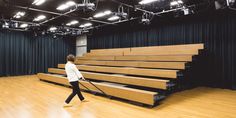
63, 102, 72, 107
81, 99, 89, 102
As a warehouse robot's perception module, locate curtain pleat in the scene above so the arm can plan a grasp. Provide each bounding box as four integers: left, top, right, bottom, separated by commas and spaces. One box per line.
0, 30, 75, 77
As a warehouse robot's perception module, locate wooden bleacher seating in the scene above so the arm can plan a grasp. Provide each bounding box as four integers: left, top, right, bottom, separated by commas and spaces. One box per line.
37, 43, 204, 107
76, 65, 178, 78
48, 68, 170, 89
38, 73, 158, 105
74, 61, 186, 69
84, 44, 203, 56
77, 55, 193, 62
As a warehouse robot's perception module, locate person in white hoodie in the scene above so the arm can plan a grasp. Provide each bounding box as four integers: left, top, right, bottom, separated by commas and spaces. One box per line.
64, 54, 87, 107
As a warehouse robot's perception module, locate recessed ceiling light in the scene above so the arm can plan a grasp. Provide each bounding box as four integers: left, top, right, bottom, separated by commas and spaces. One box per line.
178, 0, 183, 4
49, 27, 57, 31
84, 23, 92, 27
93, 10, 112, 18
66, 23, 71, 26
107, 16, 120, 21
79, 23, 92, 28
33, 15, 46, 21
139, 0, 158, 5
13, 12, 25, 19
20, 24, 28, 28
170, 0, 183, 6
66, 20, 79, 26
170, 1, 178, 6
32, 0, 46, 6
56, 1, 76, 11
70, 20, 79, 25
93, 13, 105, 18
15, 15, 21, 19
104, 10, 112, 15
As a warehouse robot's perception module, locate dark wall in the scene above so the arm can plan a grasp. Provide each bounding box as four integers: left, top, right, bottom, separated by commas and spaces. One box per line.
0, 30, 75, 76
88, 10, 236, 89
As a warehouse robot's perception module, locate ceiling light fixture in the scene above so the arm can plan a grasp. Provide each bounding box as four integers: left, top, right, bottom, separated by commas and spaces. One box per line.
77, 0, 95, 11
139, 0, 158, 5
66, 20, 79, 26
107, 16, 120, 21
32, 0, 46, 6
79, 23, 92, 28
56, 1, 76, 11
13, 12, 25, 19
49, 27, 57, 31
20, 24, 28, 28
33, 15, 46, 21
170, 0, 183, 6
2, 22, 9, 28
93, 10, 112, 18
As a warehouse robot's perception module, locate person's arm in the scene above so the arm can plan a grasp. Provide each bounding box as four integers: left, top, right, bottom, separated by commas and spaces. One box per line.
72, 65, 86, 80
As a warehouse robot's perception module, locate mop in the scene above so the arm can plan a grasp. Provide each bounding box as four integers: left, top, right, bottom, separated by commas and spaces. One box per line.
79, 79, 111, 98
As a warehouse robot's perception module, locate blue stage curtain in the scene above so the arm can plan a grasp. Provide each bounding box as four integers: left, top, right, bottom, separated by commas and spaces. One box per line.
0, 30, 75, 76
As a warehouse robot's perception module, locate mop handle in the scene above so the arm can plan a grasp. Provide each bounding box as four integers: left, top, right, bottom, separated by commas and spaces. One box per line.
85, 79, 110, 97
79, 82, 91, 91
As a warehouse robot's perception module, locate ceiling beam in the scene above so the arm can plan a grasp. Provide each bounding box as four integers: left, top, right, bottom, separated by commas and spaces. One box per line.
154, 4, 196, 15
13, 5, 115, 25
0, 18, 83, 30
85, 17, 140, 31
39, 7, 78, 25
1, 19, 38, 25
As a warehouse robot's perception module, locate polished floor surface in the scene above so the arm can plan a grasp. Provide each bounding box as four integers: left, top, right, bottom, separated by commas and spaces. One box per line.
0, 75, 236, 118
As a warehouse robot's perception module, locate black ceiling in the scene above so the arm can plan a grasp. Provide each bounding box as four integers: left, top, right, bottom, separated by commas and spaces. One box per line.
0, 0, 216, 31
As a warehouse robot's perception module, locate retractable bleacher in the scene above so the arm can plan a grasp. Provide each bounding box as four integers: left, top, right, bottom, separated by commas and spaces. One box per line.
37, 43, 204, 107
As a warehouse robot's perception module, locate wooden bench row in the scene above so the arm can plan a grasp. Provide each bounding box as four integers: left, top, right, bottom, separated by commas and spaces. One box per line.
78, 65, 178, 79
85, 44, 204, 56
77, 55, 193, 62
38, 73, 158, 105
84, 49, 198, 56
48, 68, 170, 90
90, 44, 204, 53
74, 60, 186, 69
57, 65, 179, 79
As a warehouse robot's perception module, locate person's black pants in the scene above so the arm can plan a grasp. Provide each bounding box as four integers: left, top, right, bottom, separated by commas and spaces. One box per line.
65, 81, 85, 103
